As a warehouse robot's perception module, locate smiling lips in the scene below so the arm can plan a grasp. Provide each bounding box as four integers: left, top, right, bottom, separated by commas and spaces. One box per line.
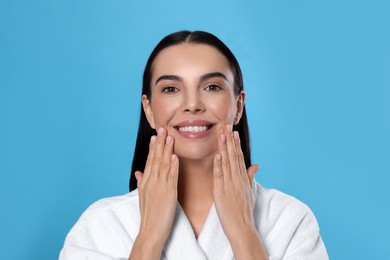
174, 120, 214, 139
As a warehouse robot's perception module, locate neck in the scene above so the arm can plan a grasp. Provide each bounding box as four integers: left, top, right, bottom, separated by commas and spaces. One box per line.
177, 155, 214, 209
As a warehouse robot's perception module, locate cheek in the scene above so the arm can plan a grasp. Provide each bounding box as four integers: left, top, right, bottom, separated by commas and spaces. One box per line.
207, 96, 236, 123
151, 98, 179, 127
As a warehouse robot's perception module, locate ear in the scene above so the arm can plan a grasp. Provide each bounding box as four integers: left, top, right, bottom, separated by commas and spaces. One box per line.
234, 91, 246, 125
142, 95, 156, 129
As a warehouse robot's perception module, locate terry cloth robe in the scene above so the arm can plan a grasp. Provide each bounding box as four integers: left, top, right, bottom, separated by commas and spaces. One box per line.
59, 182, 329, 259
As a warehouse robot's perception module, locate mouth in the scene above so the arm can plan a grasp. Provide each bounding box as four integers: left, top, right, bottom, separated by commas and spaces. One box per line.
175, 125, 213, 132
173, 120, 215, 138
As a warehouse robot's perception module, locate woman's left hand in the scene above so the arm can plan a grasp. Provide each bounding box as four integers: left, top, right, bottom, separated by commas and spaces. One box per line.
212, 124, 259, 240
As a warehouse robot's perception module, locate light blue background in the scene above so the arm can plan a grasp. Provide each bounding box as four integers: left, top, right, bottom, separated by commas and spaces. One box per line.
1, 0, 389, 259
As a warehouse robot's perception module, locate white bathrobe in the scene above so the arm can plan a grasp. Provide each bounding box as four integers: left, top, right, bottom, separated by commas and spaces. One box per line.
59, 182, 328, 259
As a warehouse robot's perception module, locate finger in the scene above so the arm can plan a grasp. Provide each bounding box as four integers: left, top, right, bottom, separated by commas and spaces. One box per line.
135, 171, 143, 188
213, 153, 224, 193
233, 131, 250, 186
161, 135, 174, 181
247, 164, 260, 187
150, 127, 167, 180
218, 132, 231, 182
167, 154, 179, 189
142, 135, 156, 184
225, 124, 241, 182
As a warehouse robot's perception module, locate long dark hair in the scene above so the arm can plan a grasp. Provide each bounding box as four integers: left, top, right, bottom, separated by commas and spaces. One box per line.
129, 30, 251, 191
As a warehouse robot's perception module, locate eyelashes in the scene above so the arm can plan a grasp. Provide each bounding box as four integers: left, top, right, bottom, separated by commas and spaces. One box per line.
161, 84, 224, 94
204, 84, 223, 92
161, 86, 179, 93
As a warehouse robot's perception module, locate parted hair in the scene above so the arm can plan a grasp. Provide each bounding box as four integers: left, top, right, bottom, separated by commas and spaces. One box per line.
129, 30, 251, 191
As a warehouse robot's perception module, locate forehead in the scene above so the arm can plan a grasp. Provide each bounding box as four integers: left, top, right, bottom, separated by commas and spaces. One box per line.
152, 43, 233, 80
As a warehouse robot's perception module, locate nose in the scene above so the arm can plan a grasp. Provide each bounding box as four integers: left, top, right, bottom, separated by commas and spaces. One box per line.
181, 91, 206, 114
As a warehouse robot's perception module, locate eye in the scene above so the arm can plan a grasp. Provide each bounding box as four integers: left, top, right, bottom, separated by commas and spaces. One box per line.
162, 86, 179, 93
204, 84, 223, 92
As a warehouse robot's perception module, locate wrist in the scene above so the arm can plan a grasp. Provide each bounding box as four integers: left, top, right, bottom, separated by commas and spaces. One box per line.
129, 232, 167, 260
227, 226, 268, 260
229, 229, 268, 260
135, 231, 167, 251
227, 225, 259, 246
224, 219, 257, 242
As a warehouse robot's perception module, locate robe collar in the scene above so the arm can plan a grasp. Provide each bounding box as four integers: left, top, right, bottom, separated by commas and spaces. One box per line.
162, 202, 233, 259
162, 183, 259, 259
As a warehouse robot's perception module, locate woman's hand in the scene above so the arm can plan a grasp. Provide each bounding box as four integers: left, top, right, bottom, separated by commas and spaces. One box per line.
129, 127, 179, 259
213, 124, 258, 237
213, 125, 268, 259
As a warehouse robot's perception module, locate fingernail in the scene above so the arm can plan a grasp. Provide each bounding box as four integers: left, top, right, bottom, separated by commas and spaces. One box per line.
166, 136, 172, 145
233, 131, 239, 140
216, 154, 222, 161
220, 134, 226, 143
151, 135, 156, 144
171, 154, 177, 162
226, 124, 232, 134
158, 127, 164, 136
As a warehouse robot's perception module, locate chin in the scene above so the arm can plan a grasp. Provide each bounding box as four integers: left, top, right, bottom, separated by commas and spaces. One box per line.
174, 144, 216, 161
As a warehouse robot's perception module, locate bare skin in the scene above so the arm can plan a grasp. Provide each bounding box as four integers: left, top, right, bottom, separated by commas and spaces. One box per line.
177, 156, 214, 238
129, 127, 267, 260
128, 44, 268, 260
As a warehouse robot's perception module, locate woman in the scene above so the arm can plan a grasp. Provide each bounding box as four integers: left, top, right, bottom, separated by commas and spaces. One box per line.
60, 31, 328, 259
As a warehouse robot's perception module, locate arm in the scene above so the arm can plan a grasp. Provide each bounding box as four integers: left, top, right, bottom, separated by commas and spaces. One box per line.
227, 226, 268, 260
213, 125, 268, 260
128, 128, 179, 260
128, 232, 166, 260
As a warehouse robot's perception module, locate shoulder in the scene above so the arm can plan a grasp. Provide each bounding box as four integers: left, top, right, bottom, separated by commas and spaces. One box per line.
254, 182, 313, 219
81, 189, 139, 218
66, 189, 140, 237
60, 190, 141, 258
253, 182, 328, 258
253, 181, 321, 237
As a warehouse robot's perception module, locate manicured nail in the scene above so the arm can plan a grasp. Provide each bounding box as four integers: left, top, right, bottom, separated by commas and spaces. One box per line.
220, 134, 226, 143
233, 131, 239, 141
226, 124, 232, 134
166, 136, 172, 145
151, 135, 156, 144
158, 127, 164, 136
171, 154, 177, 162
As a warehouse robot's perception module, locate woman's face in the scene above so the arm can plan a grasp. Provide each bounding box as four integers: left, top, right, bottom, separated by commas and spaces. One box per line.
143, 43, 245, 160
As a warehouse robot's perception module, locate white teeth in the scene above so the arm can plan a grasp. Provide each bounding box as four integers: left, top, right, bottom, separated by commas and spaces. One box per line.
178, 126, 208, 132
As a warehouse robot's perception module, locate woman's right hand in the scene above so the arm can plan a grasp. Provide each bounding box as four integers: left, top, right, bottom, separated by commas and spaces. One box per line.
132, 127, 179, 251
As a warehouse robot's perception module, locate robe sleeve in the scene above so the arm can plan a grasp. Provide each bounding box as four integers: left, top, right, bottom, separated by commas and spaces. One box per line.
59, 196, 138, 260
59, 215, 135, 260
255, 184, 329, 260
59, 246, 127, 260
276, 208, 328, 260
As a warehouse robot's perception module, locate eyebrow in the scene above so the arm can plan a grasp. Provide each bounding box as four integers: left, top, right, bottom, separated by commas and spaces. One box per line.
200, 72, 228, 82
155, 72, 228, 86
155, 75, 183, 85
